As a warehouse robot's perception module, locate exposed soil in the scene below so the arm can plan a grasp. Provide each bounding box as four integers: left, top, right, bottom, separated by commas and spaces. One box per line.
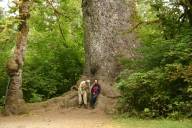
0, 107, 117, 128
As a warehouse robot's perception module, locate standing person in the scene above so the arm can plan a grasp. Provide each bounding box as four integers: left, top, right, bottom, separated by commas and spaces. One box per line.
78, 80, 90, 108
90, 79, 101, 108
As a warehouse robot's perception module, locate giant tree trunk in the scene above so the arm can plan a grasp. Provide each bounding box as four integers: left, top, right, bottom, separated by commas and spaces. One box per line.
82, 0, 139, 98
5, 0, 31, 115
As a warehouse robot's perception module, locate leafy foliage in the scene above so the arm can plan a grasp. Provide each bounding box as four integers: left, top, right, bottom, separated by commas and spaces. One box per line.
117, 0, 192, 118
0, 0, 84, 103
22, 0, 84, 102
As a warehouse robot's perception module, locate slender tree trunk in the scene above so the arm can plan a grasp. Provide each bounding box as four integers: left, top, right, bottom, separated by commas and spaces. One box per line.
5, 0, 31, 115
82, 0, 139, 98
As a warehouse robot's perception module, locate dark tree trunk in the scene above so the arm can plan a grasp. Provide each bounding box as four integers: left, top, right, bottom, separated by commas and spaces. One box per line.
5, 0, 31, 115
82, 0, 139, 98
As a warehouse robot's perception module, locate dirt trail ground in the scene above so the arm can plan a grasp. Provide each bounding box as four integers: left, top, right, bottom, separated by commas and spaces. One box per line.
0, 108, 119, 128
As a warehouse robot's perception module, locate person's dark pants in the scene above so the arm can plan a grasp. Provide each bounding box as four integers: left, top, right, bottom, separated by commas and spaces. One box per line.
90, 94, 98, 108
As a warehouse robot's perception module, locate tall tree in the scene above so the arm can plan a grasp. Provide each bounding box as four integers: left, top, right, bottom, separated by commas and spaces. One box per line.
82, 0, 139, 98
5, 0, 31, 115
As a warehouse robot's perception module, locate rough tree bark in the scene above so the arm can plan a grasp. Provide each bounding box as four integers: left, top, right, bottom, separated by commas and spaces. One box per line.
5, 0, 31, 115
82, 0, 139, 99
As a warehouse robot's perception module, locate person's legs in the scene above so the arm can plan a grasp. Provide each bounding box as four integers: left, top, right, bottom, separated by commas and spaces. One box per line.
90, 94, 97, 108
78, 91, 83, 107
90, 94, 94, 108
92, 95, 97, 106
83, 91, 88, 108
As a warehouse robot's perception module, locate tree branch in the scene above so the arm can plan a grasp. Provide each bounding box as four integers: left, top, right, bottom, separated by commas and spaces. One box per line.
124, 19, 160, 34
46, 0, 62, 16
46, 0, 68, 48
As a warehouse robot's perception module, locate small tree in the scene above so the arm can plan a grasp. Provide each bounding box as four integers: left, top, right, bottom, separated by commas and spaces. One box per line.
5, 0, 31, 115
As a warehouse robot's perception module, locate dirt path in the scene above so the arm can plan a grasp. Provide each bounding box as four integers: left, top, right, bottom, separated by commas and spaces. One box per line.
0, 108, 118, 128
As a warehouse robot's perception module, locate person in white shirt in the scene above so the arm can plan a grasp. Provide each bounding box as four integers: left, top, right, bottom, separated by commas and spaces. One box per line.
78, 80, 90, 108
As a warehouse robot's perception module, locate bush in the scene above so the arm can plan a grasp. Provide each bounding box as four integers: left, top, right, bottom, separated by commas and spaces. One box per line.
117, 65, 192, 118
116, 0, 192, 117
0, 96, 5, 106
22, 47, 84, 102
29, 93, 43, 103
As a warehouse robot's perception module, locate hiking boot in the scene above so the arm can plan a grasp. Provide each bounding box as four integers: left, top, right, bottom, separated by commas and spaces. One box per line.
78, 104, 82, 108
90, 105, 95, 109
84, 104, 88, 109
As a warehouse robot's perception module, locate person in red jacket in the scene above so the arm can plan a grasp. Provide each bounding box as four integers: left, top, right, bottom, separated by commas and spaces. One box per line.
90, 79, 101, 108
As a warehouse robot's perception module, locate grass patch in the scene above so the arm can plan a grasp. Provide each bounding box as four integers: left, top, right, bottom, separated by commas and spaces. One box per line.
113, 118, 192, 128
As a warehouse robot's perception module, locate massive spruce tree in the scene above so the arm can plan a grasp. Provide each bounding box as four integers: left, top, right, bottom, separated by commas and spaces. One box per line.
5, 0, 31, 115
82, 0, 138, 98
3, 0, 139, 113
